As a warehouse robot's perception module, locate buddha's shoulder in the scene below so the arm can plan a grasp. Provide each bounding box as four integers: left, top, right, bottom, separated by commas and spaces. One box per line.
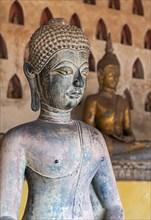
78, 120, 104, 139
1, 120, 39, 145
78, 121, 105, 154
116, 94, 129, 105
84, 93, 100, 103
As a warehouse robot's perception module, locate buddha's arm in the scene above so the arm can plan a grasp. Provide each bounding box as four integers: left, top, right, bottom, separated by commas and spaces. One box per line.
92, 136, 124, 220
83, 96, 97, 127
123, 105, 135, 142
0, 132, 26, 220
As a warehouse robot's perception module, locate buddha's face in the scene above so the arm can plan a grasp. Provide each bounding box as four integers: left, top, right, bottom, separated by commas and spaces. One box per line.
102, 65, 120, 90
38, 49, 89, 110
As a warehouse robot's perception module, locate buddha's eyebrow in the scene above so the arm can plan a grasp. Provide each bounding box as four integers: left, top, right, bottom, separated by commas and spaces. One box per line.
79, 62, 89, 69
50, 60, 75, 70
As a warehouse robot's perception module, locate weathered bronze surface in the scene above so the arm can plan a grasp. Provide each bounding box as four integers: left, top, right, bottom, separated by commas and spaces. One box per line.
83, 34, 135, 155
0, 19, 124, 220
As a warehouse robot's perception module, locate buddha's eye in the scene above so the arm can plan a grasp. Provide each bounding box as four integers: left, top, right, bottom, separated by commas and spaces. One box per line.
81, 67, 89, 76
81, 71, 89, 76
55, 69, 73, 75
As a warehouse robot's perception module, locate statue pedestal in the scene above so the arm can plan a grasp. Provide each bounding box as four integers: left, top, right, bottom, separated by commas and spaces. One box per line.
111, 142, 151, 181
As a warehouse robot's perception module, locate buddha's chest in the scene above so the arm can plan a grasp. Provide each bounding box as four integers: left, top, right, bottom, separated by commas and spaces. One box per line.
96, 94, 126, 117
98, 96, 116, 111
26, 123, 84, 178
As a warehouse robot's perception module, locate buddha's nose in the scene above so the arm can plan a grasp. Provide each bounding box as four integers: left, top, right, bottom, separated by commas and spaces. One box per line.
73, 69, 84, 87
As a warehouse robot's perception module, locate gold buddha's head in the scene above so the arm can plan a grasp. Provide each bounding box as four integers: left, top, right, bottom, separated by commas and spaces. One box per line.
97, 33, 120, 91
24, 18, 90, 111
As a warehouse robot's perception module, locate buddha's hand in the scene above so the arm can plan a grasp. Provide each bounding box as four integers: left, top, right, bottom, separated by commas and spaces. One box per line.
110, 134, 125, 142
106, 206, 124, 220
122, 135, 135, 143
111, 134, 134, 143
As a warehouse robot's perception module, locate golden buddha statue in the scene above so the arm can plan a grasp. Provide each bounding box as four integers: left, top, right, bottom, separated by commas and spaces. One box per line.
83, 34, 135, 155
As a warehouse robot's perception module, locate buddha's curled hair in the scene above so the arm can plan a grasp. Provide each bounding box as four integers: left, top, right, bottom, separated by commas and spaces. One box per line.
28, 18, 90, 74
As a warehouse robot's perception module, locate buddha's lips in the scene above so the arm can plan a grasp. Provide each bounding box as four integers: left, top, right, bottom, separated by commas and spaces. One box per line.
66, 89, 83, 99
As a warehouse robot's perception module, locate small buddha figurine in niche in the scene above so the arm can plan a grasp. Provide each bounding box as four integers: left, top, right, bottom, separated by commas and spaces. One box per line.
83, 33, 135, 155
11, 13, 19, 24
0, 19, 124, 220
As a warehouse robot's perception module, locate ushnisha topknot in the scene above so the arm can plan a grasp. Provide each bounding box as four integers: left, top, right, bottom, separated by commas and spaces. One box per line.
97, 33, 120, 72
28, 18, 90, 74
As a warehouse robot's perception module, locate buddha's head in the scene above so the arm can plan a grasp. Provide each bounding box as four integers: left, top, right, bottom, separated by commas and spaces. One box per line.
97, 33, 120, 91
24, 18, 90, 111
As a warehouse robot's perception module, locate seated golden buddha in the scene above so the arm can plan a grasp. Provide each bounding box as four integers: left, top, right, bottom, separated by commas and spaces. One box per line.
83, 34, 135, 155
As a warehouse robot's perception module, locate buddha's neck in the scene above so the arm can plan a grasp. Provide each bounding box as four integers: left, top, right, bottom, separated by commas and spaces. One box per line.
99, 87, 117, 99
99, 87, 115, 95
39, 102, 72, 123
102, 87, 116, 93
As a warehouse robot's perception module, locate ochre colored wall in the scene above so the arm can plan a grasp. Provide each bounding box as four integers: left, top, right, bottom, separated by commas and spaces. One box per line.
118, 182, 151, 220
19, 180, 151, 220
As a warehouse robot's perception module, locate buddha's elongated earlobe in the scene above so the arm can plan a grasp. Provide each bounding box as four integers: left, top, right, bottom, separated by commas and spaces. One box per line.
23, 62, 40, 111
97, 69, 104, 91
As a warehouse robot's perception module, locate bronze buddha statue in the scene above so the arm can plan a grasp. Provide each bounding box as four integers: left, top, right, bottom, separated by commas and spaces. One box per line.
83, 33, 135, 155
0, 19, 124, 220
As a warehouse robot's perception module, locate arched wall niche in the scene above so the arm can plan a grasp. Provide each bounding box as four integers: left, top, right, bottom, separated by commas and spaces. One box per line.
0, 133, 4, 142
121, 24, 132, 46
145, 91, 151, 112
132, 58, 144, 79
70, 13, 81, 28
83, 0, 96, 5
7, 74, 22, 99
40, 7, 53, 26
96, 19, 107, 41
9, 0, 24, 25
132, 0, 144, 16
124, 88, 134, 110
108, 0, 120, 10
144, 29, 151, 50
0, 33, 8, 59
89, 51, 95, 71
